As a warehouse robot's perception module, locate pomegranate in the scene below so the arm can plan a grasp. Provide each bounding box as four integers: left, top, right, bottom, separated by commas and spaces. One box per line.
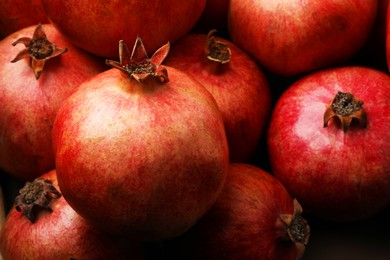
0, 23, 106, 181
41, 0, 206, 58
0, 0, 48, 38
228, 0, 378, 76
267, 66, 390, 221
165, 30, 271, 162
0, 170, 145, 259
165, 163, 310, 260
52, 37, 229, 240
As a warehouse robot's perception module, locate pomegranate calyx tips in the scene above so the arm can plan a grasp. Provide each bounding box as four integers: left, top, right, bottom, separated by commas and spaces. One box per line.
324, 91, 367, 132
105, 37, 170, 84
278, 199, 310, 260
14, 178, 61, 223
11, 23, 68, 80
205, 29, 231, 64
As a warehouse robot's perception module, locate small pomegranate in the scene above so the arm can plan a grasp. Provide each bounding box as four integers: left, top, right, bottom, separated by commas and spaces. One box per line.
52, 37, 229, 240
165, 163, 310, 260
0, 23, 105, 181
165, 30, 272, 162
0, 170, 145, 259
267, 66, 390, 221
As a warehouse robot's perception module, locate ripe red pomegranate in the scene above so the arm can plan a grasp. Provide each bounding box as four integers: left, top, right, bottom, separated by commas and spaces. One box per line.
0, 0, 48, 38
41, 0, 206, 58
0, 24, 106, 181
165, 163, 310, 260
52, 38, 229, 241
165, 30, 271, 162
0, 170, 145, 260
267, 66, 390, 221
228, 0, 378, 76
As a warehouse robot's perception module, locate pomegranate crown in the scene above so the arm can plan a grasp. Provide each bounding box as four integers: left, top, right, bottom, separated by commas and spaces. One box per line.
14, 178, 62, 223
106, 37, 170, 83
11, 23, 68, 80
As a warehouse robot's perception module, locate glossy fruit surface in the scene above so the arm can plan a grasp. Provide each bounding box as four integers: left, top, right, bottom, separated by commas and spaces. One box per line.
267, 66, 390, 221
228, 0, 378, 76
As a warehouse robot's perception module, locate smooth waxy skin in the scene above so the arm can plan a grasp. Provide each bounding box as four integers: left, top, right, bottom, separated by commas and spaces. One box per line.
228, 0, 378, 76
267, 66, 390, 221
52, 67, 229, 240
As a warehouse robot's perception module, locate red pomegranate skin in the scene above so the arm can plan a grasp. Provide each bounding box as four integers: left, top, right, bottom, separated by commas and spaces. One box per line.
385, 0, 390, 72
52, 67, 229, 241
0, 24, 106, 181
0, 170, 145, 260
165, 163, 308, 260
228, 0, 377, 76
41, 0, 206, 58
267, 66, 390, 221
165, 33, 271, 163
165, 33, 272, 163
0, 0, 48, 38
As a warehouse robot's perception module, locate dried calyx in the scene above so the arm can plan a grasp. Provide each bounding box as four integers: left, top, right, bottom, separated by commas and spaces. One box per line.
277, 199, 310, 260
15, 178, 62, 223
205, 29, 231, 64
11, 23, 68, 80
106, 37, 170, 83
324, 91, 367, 132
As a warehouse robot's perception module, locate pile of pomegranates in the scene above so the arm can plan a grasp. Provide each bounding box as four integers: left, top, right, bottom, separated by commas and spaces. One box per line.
0, 0, 389, 259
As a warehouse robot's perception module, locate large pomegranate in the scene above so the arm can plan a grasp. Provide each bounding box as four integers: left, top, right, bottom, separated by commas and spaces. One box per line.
165, 30, 271, 162
267, 66, 390, 221
228, 0, 378, 76
52, 38, 229, 241
165, 163, 310, 260
0, 170, 145, 259
41, 0, 206, 58
0, 23, 105, 181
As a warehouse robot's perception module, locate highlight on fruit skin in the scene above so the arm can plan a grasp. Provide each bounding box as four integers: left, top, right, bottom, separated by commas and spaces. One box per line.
105, 37, 170, 83
10, 23, 68, 80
